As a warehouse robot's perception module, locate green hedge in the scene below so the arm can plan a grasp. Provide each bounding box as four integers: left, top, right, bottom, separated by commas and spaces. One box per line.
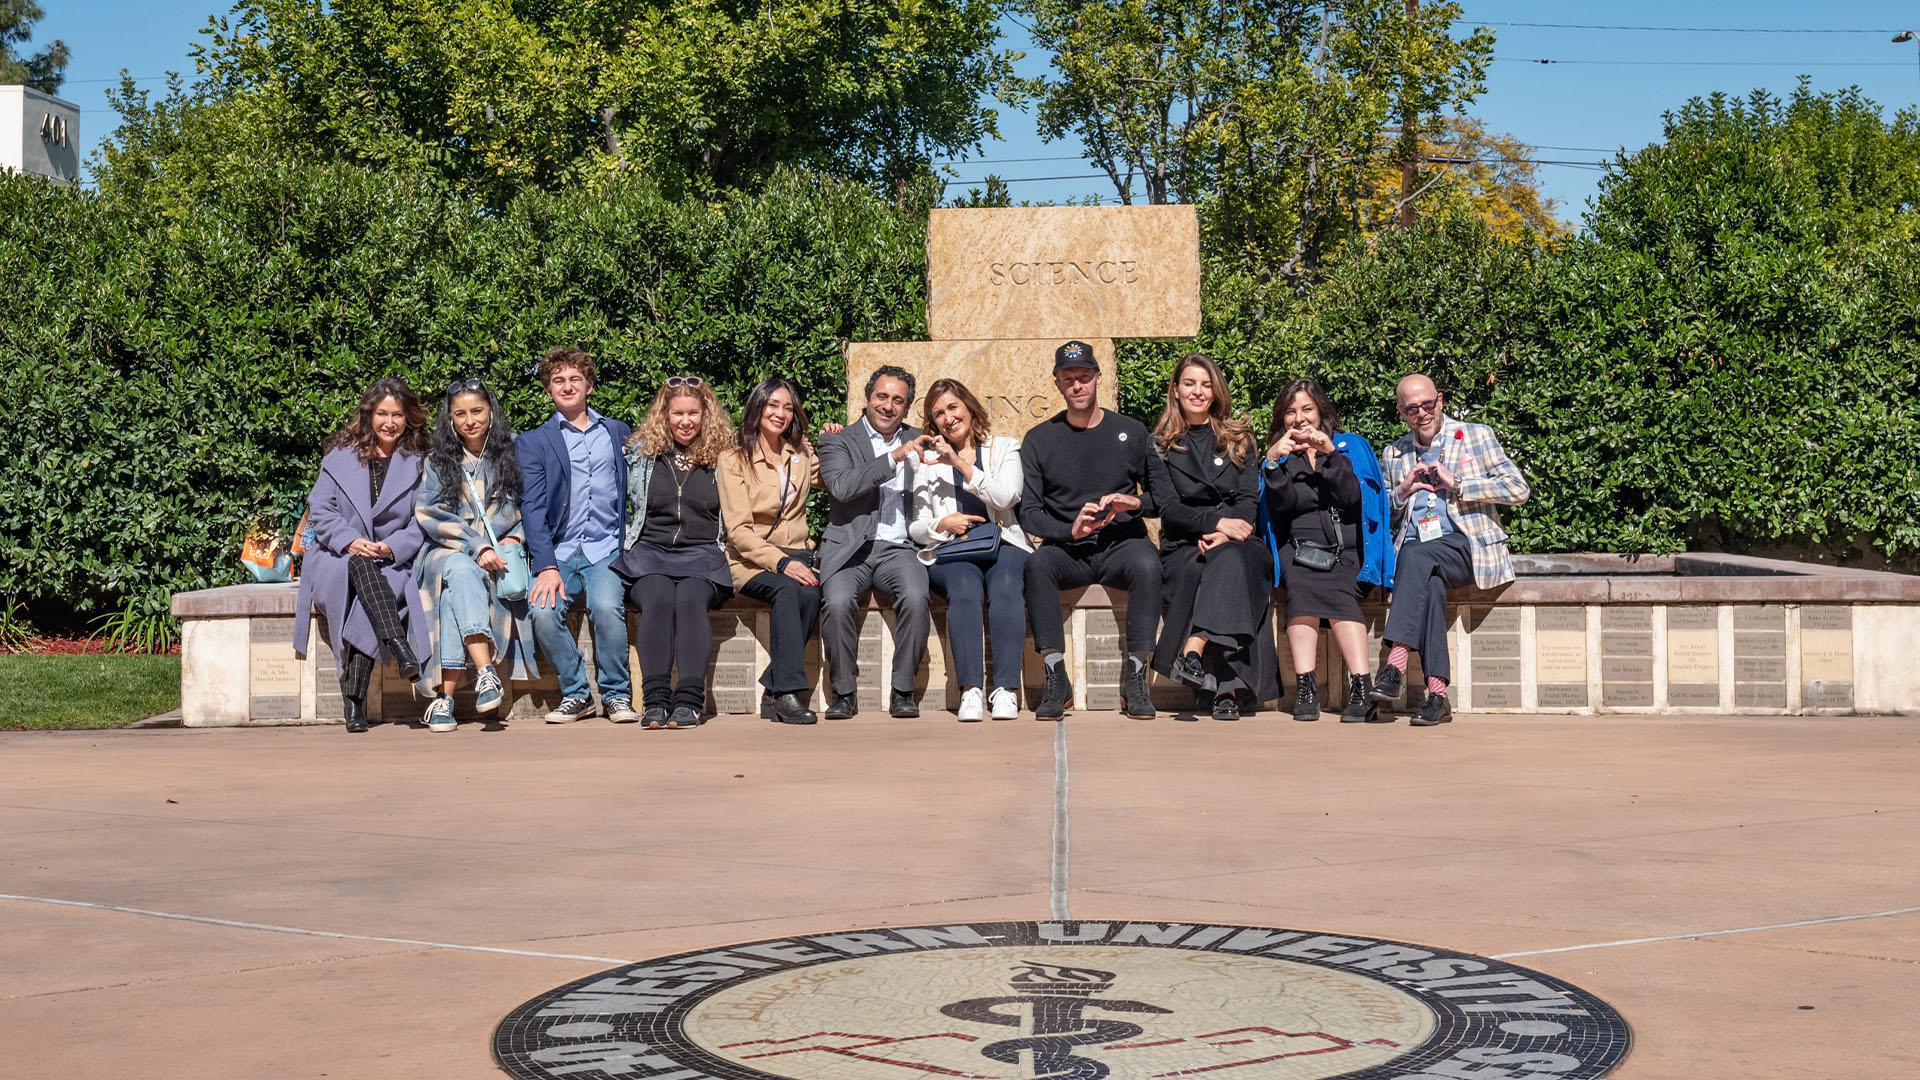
0, 166, 929, 623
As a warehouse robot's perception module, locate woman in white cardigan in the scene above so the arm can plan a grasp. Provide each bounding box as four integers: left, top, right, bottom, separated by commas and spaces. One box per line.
909, 379, 1034, 721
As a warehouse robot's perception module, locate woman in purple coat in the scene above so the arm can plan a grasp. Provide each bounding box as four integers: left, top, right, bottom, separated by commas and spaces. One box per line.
293, 377, 433, 733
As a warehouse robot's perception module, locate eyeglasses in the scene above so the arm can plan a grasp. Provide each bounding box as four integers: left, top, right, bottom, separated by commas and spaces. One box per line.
1399, 397, 1440, 417
666, 376, 705, 388
446, 377, 486, 396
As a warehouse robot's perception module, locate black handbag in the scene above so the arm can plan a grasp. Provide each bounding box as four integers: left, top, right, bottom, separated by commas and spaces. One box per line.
1292, 509, 1342, 572
931, 523, 1002, 566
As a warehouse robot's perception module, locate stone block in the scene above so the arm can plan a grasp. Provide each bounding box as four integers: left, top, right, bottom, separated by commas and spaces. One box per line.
1735, 657, 1785, 683
180, 617, 250, 727
1801, 681, 1853, 710
1601, 632, 1652, 656
1538, 683, 1588, 708
925, 206, 1201, 340
1735, 682, 1786, 709
1731, 605, 1784, 631
1473, 633, 1521, 658
1473, 656, 1521, 683
1536, 607, 1587, 632
1472, 606, 1521, 633
1800, 605, 1851, 632
1473, 683, 1521, 709
843, 340, 1117, 432
1734, 632, 1785, 658
1601, 656, 1653, 683
1535, 630, 1587, 685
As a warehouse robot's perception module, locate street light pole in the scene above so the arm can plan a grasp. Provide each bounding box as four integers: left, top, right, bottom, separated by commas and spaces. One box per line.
1894, 31, 1920, 103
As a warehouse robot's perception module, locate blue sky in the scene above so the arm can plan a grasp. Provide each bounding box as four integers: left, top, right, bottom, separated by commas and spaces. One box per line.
34, 1, 1920, 226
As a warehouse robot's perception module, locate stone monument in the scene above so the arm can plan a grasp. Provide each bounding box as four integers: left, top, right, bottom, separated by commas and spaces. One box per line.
0, 85, 79, 183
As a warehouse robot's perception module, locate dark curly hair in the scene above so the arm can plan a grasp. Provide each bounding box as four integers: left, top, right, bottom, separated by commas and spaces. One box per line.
323, 376, 429, 463
427, 379, 522, 508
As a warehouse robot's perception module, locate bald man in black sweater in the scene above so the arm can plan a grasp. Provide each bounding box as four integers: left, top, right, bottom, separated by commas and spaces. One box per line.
1018, 342, 1161, 720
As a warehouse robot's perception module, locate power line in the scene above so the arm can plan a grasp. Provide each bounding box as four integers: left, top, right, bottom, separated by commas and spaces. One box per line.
1482, 22, 1899, 35
1497, 57, 1910, 67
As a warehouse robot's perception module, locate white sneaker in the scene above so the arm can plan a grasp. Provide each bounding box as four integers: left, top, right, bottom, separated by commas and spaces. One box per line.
424, 695, 457, 732
989, 687, 1020, 720
957, 687, 984, 722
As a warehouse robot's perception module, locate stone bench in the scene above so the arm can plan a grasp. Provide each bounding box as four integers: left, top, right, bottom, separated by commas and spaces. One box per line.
173, 552, 1920, 725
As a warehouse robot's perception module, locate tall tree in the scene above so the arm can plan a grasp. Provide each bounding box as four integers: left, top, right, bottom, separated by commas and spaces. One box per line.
98, 0, 1016, 207
1351, 115, 1569, 244
1007, 0, 1492, 285
0, 0, 68, 94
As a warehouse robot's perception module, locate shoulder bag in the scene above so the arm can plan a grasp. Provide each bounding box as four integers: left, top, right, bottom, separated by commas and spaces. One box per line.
1292, 507, 1342, 573
464, 473, 531, 601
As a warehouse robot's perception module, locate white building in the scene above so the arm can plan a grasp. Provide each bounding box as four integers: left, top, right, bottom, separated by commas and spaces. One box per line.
1, 84, 80, 183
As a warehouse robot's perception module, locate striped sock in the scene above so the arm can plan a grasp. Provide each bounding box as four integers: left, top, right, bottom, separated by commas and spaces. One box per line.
1387, 644, 1409, 672
1426, 676, 1448, 697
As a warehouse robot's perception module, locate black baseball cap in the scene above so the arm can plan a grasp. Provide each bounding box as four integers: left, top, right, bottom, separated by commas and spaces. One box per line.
1052, 340, 1098, 373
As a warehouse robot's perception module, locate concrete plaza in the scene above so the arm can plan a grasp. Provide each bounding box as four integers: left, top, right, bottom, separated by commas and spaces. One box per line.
3, 709, 1915, 1078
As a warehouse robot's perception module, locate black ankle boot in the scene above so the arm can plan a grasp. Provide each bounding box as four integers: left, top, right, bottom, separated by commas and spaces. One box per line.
1340, 674, 1377, 723
384, 636, 422, 686
1292, 672, 1320, 722
343, 696, 368, 734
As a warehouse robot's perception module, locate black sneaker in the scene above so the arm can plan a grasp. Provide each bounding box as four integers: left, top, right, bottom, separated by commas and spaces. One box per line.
889, 689, 920, 718
1036, 665, 1072, 720
766, 692, 818, 725
1120, 663, 1155, 720
665, 706, 699, 729
544, 696, 594, 723
1410, 694, 1454, 727
1369, 665, 1404, 703
825, 691, 857, 720
641, 706, 669, 729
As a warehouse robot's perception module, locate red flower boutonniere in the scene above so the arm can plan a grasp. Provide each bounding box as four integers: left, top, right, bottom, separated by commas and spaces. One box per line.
1452, 429, 1463, 440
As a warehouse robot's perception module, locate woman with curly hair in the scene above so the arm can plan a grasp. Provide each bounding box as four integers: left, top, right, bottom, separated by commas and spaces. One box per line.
293, 376, 433, 734
412, 378, 538, 732
611, 375, 738, 729
1145, 353, 1278, 720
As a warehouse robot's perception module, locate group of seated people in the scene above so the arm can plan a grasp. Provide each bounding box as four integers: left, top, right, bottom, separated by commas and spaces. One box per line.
293, 342, 1529, 734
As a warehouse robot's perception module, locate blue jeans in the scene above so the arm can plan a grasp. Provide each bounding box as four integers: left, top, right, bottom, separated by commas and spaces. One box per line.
436, 554, 496, 671
529, 551, 631, 701
929, 544, 1029, 690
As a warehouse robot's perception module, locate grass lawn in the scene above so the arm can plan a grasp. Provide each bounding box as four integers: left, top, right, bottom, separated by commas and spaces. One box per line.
0, 654, 181, 730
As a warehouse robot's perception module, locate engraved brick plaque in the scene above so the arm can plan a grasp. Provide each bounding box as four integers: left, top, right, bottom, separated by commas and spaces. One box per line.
1600, 606, 1652, 630
1474, 683, 1521, 709
1668, 683, 1720, 707
1536, 607, 1587, 632
1474, 633, 1521, 658
926, 206, 1202, 340
1538, 683, 1588, 708
1473, 656, 1522, 684
1601, 656, 1653, 683
1604, 682, 1655, 707
1799, 605, 1852, 710
249, 617, 300, 718
1666, 606, 1718, 631
1731, 605, 1784, 631
843, 339, 1118, 432
1473, 606, 1522, 633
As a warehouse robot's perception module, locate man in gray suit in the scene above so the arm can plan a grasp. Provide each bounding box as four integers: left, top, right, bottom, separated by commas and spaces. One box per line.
818, 365, 935, 718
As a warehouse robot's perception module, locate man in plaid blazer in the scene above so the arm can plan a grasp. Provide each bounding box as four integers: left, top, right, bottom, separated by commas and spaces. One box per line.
1371, 374, 1530, 726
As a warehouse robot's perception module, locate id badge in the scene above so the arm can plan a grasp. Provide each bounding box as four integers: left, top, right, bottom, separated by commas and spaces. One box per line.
1415, 513, 1443, 542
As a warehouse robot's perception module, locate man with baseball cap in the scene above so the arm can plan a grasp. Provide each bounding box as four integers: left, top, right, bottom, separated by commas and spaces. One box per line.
1017, 341, 1162, 720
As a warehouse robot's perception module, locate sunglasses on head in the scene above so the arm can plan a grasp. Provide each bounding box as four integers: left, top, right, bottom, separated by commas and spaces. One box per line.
665, 375, 705, 389
447, 377, 487, 397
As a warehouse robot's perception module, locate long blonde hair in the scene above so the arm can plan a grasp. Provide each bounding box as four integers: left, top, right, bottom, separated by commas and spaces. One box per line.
1152, 352, 1254, 466
629, 379, 735, 465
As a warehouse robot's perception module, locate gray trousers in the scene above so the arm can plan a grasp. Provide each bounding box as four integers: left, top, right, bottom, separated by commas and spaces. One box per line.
822, 541, 931, 696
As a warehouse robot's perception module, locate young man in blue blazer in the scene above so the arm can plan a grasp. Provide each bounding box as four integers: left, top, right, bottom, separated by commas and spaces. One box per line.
516, 347, 638, 723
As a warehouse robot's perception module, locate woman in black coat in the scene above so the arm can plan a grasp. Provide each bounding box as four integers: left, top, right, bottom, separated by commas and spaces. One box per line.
1145, 353, 1279, 720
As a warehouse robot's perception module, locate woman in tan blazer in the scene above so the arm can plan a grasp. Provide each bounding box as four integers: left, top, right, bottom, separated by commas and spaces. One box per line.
717, 377, 823, 725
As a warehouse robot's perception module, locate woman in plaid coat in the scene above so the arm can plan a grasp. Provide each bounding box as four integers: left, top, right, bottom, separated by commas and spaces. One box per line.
413, 379, 539, 731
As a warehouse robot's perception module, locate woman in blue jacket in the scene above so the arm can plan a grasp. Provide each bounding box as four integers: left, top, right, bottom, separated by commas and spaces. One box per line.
1258, 378, 1395, 723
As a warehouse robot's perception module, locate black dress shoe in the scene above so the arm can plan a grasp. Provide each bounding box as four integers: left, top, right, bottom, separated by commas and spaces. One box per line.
1170, 651, 1207, 688
889, 690, 920, 718
1211, 694, 1241, 721
825, 692, 857, 720
343, 697, 368, 734
766, 692, 818, 725
1410, 694, 1454, 727
1369, 664, 1404, 702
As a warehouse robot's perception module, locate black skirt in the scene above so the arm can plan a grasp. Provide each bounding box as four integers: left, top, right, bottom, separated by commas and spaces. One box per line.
611, 540, 734, 607
1277, 543, 1364, 623
1152, 540, 1281, 702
